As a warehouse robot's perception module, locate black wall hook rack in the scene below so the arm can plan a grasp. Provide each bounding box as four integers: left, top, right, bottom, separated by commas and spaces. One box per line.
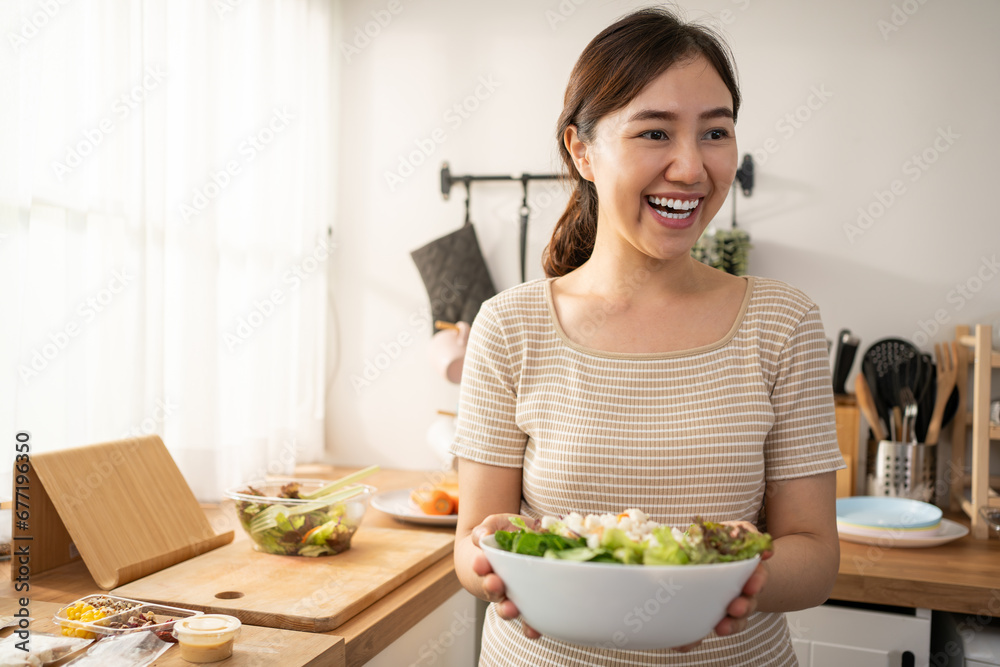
440, 163, 562, 282
735, 154, 754, 197
439, 162, 561, 200
730, 153, 754, 229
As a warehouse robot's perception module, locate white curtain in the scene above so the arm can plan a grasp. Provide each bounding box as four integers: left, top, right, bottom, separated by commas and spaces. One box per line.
0, 0, 336, 501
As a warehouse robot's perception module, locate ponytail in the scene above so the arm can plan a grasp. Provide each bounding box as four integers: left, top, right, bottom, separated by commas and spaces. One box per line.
542, 174, 598, 278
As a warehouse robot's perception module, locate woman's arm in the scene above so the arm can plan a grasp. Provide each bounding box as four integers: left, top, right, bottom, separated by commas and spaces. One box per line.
453, 457, 540, 637
755, 471, 841, 612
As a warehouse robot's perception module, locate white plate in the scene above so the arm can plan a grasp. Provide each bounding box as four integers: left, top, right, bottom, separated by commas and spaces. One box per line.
835, 520, 942, 539
370, 489, 458, 527
837, 518, 968, 548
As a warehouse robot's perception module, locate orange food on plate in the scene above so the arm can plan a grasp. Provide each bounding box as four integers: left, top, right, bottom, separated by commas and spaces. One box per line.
411, 483, 459, 515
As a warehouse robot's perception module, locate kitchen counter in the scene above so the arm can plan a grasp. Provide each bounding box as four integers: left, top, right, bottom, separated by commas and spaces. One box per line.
2, 468, 461, 666
831, 509, 1000, 615
5, 466, 999, 665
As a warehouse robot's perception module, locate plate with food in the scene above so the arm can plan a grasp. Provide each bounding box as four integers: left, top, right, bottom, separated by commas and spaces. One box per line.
371, 483, 459, 527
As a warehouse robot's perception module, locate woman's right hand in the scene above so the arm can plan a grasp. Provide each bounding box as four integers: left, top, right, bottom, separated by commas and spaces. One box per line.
466, 513, 542, 640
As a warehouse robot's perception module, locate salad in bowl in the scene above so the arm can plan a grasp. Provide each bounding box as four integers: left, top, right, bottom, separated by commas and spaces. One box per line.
480, 509, 772, 649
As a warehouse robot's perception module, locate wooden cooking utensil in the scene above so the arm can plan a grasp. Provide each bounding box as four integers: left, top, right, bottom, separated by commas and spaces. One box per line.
925, 341, 958, 445
855, 374, 887, 442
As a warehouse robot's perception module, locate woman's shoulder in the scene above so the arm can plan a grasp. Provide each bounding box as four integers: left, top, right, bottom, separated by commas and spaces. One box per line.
746, 275, 819, 315
478, 278, 550, 318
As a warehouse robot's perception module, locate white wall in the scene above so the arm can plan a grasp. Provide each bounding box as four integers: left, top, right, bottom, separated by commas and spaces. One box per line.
325, 0, 1000, 471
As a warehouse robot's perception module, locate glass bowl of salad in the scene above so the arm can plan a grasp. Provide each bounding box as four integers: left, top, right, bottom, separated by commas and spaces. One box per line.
225, 478, 375, 557
479, 510, 771, 650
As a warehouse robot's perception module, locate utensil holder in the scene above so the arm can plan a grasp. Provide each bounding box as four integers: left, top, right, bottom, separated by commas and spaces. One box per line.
866, 440, 936, 502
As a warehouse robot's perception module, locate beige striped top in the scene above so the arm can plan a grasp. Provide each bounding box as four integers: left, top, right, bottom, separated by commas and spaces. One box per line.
451, 275, 844, 666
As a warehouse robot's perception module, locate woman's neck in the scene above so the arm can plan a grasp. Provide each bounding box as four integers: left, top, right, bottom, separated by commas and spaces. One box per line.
561, 243, 707, 305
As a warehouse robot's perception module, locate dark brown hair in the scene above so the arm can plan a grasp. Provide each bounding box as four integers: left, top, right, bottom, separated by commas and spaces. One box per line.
543, 6, 741, 278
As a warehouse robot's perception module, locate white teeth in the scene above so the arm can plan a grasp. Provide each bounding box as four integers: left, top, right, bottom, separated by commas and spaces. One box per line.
652, 208, 692, 220
647, 196, 699, 210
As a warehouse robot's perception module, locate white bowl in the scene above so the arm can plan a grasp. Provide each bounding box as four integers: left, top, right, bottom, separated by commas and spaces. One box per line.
835, 496, 942, 530
480, 534, 759, 650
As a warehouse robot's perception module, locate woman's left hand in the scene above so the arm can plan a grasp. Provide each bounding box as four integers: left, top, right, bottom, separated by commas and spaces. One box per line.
713, 549, 771, 637
672, 520, 772, 653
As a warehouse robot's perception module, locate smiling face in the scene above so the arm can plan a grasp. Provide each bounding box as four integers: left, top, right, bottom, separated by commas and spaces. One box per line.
565, 53, 739, 265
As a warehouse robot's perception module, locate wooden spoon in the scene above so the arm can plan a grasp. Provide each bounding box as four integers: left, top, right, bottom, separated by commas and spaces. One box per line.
925, 341, 958, 445
855, 374, 887, 442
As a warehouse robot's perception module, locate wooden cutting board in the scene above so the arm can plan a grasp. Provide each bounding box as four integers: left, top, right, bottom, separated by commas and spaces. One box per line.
112, 526, 454, 633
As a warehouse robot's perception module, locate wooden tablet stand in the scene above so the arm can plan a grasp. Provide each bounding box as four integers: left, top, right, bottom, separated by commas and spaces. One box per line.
13, 435, 233, 589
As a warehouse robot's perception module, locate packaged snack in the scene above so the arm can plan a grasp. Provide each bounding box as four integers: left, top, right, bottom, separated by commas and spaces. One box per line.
0, 632, 92, 665
65, 630, 171, 666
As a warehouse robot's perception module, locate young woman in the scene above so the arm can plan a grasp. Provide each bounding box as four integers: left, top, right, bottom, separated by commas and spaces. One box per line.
451, 7, 844, 666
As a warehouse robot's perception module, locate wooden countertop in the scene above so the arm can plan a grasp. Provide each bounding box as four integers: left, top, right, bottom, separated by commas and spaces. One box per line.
832, 509, 1000, 615
7, 465, 1000, 665
2, 467, 461, 667
0, 598, 345, 666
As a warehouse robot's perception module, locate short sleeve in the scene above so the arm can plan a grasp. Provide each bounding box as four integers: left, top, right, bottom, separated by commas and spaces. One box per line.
764, 307, 846, 481
449, 301, 528, 468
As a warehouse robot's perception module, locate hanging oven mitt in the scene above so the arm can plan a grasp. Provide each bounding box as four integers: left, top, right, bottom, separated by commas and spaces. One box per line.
410, 222, 497, 333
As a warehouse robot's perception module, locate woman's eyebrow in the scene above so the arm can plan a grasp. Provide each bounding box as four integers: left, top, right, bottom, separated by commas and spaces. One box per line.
626, 107, 734, 123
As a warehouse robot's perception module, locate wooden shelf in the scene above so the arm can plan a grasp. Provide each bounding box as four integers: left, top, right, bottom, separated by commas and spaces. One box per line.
957, 335, 1000, 367
950, 324, 997, 539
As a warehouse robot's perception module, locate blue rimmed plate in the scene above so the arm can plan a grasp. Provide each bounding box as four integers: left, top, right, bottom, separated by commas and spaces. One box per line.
836, 496, 943, 530
837, 518, 968, 548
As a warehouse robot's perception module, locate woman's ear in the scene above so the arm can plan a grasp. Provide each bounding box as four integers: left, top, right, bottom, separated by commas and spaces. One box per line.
564, 125, 595, 182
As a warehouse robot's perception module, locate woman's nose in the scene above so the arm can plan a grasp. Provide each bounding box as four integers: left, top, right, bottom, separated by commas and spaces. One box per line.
663, 141, 707, 184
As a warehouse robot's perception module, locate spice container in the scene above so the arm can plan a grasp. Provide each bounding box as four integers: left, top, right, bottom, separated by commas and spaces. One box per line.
172, 614, 242, 663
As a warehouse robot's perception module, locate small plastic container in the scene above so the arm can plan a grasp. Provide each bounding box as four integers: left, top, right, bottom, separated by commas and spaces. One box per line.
54, 594, 200, 640
172, 614, 242, 663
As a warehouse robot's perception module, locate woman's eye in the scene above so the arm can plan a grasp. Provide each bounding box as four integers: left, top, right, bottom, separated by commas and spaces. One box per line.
705, 129, 731, 140
641, 130, 667, 141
